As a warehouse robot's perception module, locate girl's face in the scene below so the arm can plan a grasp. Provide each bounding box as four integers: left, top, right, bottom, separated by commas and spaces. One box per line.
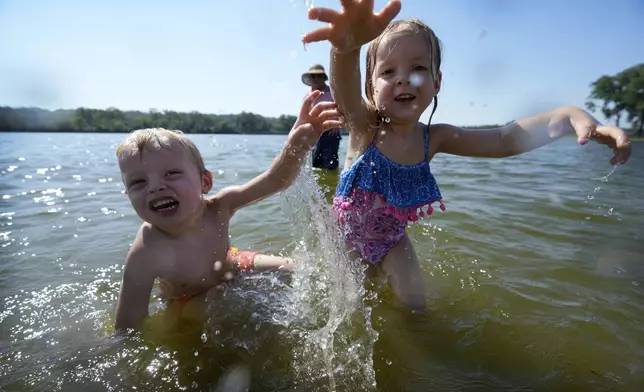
371, 32, 440, 123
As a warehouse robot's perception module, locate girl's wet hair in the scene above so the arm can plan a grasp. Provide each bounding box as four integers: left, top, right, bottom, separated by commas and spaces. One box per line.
365, 18, 443, 127
116, 128, 208, 174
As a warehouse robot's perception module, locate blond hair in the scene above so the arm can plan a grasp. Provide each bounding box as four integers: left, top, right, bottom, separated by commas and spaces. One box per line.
365, 18, 443, 127
116, 128, 208, 174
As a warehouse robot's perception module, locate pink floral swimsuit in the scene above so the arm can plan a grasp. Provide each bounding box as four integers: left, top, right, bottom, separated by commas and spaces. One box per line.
333, 126, 445, 264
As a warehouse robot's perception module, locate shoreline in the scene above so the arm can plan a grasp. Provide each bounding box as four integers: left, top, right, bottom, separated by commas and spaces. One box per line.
2, 130, 641, 141
0, 129, 295, 135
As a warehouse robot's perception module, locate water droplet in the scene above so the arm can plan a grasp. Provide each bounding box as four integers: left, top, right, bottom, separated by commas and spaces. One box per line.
384, 117, 391, 123
409, 72, 423, 87
213, 261, 223, 271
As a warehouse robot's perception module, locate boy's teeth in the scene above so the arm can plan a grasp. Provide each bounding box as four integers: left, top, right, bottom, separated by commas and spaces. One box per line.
153, 198, 174, 208
151, 198, 179, 211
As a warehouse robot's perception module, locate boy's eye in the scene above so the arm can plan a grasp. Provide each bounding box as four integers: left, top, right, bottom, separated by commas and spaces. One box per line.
166, 170, 181, 176
128, 179, 144, 187
381, 69, 394, 75
414, 65, 428, 71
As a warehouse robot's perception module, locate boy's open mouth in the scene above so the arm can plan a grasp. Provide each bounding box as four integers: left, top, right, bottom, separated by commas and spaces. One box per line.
149, 197, 179, 212
394, 93, 416, 102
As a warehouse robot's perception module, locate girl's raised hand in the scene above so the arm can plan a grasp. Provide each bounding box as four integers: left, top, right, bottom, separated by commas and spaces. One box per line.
302, 0, 401, 52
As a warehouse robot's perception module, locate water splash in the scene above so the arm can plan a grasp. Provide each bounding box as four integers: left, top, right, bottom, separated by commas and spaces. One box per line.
590, 165, 618, 183
278, 157, 378, 391
585, 165, 620, 220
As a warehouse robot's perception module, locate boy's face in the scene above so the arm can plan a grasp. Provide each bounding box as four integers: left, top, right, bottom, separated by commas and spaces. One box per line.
118, 145, 212, 232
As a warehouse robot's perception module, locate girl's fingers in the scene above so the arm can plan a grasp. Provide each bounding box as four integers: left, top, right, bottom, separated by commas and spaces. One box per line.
596, 126, 631, 164
339, 0, 359, 9
302, 26, 333, 44
374, 0, 402, 27
307, 7, 341, 23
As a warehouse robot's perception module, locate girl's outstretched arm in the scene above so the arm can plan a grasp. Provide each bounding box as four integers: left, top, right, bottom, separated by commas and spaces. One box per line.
433, 106, 631, 165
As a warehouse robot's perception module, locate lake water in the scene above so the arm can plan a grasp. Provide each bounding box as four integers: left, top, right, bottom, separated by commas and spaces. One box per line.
0, 132, 643, 391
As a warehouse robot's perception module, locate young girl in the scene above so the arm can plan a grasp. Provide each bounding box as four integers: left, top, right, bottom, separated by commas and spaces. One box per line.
302, 0, 632, 309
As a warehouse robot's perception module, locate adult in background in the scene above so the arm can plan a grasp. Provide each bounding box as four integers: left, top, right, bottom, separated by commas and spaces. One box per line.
302, 64, 342, 171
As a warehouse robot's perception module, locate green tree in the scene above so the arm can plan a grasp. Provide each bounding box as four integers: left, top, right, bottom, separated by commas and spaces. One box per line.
0, 107, 298, 134
586, 63, 644, 137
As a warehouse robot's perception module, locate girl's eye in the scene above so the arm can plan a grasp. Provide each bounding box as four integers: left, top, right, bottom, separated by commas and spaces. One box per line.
167, 170, 181, 176
414, 65, 428, 71
382, 69, 394, 75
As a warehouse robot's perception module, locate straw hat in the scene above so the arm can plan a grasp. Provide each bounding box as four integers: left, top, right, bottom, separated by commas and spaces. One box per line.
302, 64, 328, 86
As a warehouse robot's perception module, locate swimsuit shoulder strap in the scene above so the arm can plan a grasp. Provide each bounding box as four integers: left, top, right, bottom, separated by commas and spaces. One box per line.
423, 123, 430, 161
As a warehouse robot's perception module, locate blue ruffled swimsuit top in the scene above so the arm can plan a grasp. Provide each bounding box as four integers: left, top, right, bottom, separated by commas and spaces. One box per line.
333, 124, 445, 222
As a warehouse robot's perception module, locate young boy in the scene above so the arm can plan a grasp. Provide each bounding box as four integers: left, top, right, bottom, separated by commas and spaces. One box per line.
114, 90, 343, 332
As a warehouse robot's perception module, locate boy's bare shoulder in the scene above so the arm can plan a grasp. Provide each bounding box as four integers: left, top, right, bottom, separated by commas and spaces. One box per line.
205, 194, 232, 217
124, 223, 166, 274
205, 195, 222, 209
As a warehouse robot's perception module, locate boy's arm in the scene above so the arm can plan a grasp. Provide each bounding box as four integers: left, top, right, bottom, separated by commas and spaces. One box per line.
114, 240, 156, 333
216, 92, 343, 215
226, 248, 294, 272
433, 106, 630, 164
214, 130, 311, 214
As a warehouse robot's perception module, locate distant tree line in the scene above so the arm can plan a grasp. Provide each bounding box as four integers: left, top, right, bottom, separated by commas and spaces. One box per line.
0, 106, 300, 134
0, 106, 503, 134
586, 63, 644, 137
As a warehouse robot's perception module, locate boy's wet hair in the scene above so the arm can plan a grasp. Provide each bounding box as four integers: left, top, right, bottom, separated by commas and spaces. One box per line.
116, 128, 208, 174
364, 18, 443, 126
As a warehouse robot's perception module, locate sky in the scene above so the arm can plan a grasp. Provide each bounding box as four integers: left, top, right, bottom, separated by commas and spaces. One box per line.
0, 0, 643, 126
